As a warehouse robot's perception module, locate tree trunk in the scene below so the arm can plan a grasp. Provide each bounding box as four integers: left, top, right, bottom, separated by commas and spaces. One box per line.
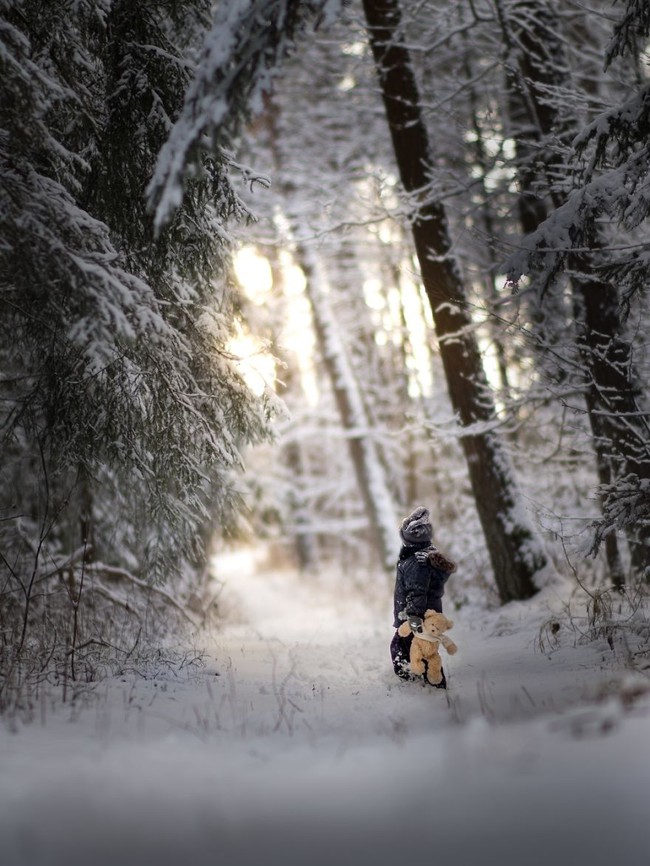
299, 246, 398, 572
362, 0, 549, 602
575, 271, 650, 579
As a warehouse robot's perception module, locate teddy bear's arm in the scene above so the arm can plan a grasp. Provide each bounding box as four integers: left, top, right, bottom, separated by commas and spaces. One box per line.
439, 634, 457, 655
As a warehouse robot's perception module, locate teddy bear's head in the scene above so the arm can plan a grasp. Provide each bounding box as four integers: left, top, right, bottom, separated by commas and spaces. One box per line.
420, 609, 453, 637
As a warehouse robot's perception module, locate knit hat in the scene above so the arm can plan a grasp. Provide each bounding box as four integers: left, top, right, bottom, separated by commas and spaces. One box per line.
399, 506, 433, 545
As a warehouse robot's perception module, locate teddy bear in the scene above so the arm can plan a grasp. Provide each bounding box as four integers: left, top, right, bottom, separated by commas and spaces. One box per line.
397, 609, 457, 685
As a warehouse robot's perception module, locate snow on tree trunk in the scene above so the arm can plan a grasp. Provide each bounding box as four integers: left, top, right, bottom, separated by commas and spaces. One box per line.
576, 278, 648, 580
299, 247, 399, 572
362, 0, 550, 602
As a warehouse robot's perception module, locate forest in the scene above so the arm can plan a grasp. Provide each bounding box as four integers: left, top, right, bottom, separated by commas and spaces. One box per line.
3, 0, 649, 693
2, 2, 650, 864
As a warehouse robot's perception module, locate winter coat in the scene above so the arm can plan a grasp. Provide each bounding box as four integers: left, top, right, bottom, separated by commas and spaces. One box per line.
393, 542, 456, 628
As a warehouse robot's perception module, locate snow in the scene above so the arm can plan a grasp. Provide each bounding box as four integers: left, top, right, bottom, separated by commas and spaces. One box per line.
1, 548, 649, 866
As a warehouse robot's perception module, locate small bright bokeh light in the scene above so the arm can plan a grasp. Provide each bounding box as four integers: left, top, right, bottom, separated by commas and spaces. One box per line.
281, 252, 307, 296
234, 246, 273, 304
378, 222, 395, 245
363, 278, 385, 311
341, 41, 365, 56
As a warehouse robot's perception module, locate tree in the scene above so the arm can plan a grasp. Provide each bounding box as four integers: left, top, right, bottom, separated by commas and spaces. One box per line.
146, 0, 343, 231
361, 0, 550, 601
298, 247, 399, 570
0, 0, 273, 678
503, 0, 650, 579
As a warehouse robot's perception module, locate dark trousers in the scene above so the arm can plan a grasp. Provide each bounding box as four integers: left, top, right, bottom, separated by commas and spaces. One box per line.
390, 631, 414, 679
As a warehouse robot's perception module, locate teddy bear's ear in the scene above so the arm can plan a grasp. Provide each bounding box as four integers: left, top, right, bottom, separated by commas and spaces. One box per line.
445, 617, 454, 629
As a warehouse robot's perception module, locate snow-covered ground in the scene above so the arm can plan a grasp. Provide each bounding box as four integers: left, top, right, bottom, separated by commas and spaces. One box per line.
1, 548, 649, 866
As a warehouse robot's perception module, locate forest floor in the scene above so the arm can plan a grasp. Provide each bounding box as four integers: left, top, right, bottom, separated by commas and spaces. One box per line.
1, 547, 650, 866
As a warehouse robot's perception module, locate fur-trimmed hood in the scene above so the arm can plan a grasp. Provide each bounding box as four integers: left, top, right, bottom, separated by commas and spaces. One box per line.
414, 546, 457, 574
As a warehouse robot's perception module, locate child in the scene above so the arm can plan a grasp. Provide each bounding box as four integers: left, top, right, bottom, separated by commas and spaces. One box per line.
390, 506, 456, 687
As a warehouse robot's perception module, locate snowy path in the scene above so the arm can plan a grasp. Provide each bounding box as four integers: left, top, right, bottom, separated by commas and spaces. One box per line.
1, 549, 649, 866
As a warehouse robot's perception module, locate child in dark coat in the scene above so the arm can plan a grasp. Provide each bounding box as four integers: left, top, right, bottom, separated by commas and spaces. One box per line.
390, 506, 456, 687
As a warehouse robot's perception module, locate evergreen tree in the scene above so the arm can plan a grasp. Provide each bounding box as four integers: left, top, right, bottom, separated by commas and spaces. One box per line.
0, 0, 273, 668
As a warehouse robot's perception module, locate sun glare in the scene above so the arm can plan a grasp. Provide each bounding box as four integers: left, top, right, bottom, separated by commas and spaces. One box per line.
231, 246, 319, 404
233, 247, 273, 304
231, 244, 435, 404
228, 327, 275, 397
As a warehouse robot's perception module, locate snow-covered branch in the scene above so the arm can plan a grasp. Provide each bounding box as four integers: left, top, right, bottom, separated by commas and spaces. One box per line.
147, 0, 342, 232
